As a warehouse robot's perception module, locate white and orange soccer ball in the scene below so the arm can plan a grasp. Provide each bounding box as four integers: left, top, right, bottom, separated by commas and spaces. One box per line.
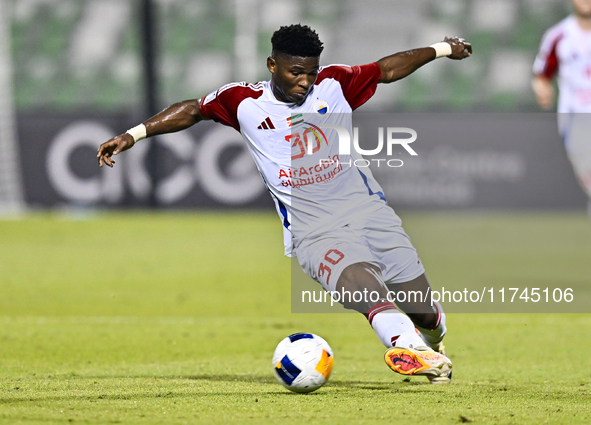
272, 332, 334, 393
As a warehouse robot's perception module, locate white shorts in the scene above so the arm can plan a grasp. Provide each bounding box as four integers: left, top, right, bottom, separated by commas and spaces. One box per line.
567, 151, 591, 197
560, 114, 591, 197
296, 204, 425, 293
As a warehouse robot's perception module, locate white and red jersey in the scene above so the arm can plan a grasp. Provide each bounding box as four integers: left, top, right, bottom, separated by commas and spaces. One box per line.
533, 16, 591, 113
199, 63, 386, 256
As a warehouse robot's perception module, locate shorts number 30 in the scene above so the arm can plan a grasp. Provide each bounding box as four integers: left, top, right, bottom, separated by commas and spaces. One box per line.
317, 249, 345, 286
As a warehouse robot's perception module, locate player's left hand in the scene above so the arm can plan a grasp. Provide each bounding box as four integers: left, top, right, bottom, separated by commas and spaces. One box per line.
444, 36, 472, 60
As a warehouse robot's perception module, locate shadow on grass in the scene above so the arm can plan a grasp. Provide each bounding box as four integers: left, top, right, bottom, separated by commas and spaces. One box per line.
186, 374, 408, 391
0, 373, 437, 404
29, 372, 430, 387
90, 373, 432, 389
183, 374, 432, 389
185, 373, 277, 384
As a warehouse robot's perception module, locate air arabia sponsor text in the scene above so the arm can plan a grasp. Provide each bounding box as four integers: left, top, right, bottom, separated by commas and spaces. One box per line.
279, 155, 344, 188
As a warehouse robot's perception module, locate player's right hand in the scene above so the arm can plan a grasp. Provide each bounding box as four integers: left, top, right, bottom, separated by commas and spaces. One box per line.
532, 76, 554, 110
97, 134, 135, 168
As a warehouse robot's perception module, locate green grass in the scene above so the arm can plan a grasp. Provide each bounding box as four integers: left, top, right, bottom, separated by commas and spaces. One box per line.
1, 211, 590, 424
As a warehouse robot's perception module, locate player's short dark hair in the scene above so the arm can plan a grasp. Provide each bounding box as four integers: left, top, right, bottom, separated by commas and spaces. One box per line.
271, 24, 324, 58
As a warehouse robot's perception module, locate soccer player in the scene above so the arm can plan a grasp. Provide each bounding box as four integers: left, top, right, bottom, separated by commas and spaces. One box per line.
97, 24, 472, 383
533, 0, 591, 214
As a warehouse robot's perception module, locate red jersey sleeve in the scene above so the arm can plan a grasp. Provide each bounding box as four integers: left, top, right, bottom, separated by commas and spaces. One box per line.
199, 82, 264, 132
533, 26, 564, 80
315, 62, 382, 110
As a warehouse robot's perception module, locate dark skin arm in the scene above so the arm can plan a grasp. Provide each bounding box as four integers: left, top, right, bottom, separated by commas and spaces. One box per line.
97, 99, 206, 168
377, 36, 472, 83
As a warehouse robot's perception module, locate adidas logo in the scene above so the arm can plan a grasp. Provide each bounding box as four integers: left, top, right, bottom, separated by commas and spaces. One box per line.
257, 117, 275, 130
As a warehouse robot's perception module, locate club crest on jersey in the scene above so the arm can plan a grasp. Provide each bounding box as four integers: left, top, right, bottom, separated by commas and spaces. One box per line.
313, 100, 329, 115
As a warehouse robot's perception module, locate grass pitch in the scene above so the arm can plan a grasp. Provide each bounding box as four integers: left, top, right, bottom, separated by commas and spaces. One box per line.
1, 211, 590, 424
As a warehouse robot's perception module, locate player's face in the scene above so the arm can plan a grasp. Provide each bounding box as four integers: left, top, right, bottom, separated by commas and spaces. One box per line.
572, 0, 591, 18
267, 54, 320, 105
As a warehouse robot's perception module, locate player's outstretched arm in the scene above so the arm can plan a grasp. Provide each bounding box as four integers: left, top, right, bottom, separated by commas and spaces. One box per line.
377, 36, 472, 84
97, 99, 206, 168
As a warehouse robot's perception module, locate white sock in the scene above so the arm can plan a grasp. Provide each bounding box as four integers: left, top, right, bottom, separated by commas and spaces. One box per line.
366, 302, 426, 349
415, 301, 447, 350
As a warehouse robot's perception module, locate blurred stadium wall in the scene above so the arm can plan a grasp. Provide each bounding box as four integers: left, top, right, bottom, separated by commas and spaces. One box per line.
0, 0, 587, 211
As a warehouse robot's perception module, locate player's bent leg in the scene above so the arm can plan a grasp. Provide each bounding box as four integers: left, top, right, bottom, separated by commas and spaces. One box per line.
386, 274, 437, 327
335, 262, 387, 313
300, 241, 452, 382
336, 262, 426, 348
386, 273, 447, 353
385, 274, 452, 382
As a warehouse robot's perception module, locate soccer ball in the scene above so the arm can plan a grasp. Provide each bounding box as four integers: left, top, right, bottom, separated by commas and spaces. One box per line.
272, 332, 334, 393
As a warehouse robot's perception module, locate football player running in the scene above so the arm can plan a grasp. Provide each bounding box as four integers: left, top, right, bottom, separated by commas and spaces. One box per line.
533, 0, 591, 215
98, 24, 471, 383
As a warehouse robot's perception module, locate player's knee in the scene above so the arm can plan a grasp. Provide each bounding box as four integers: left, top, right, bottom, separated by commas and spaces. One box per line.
335, 263, 386, 313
